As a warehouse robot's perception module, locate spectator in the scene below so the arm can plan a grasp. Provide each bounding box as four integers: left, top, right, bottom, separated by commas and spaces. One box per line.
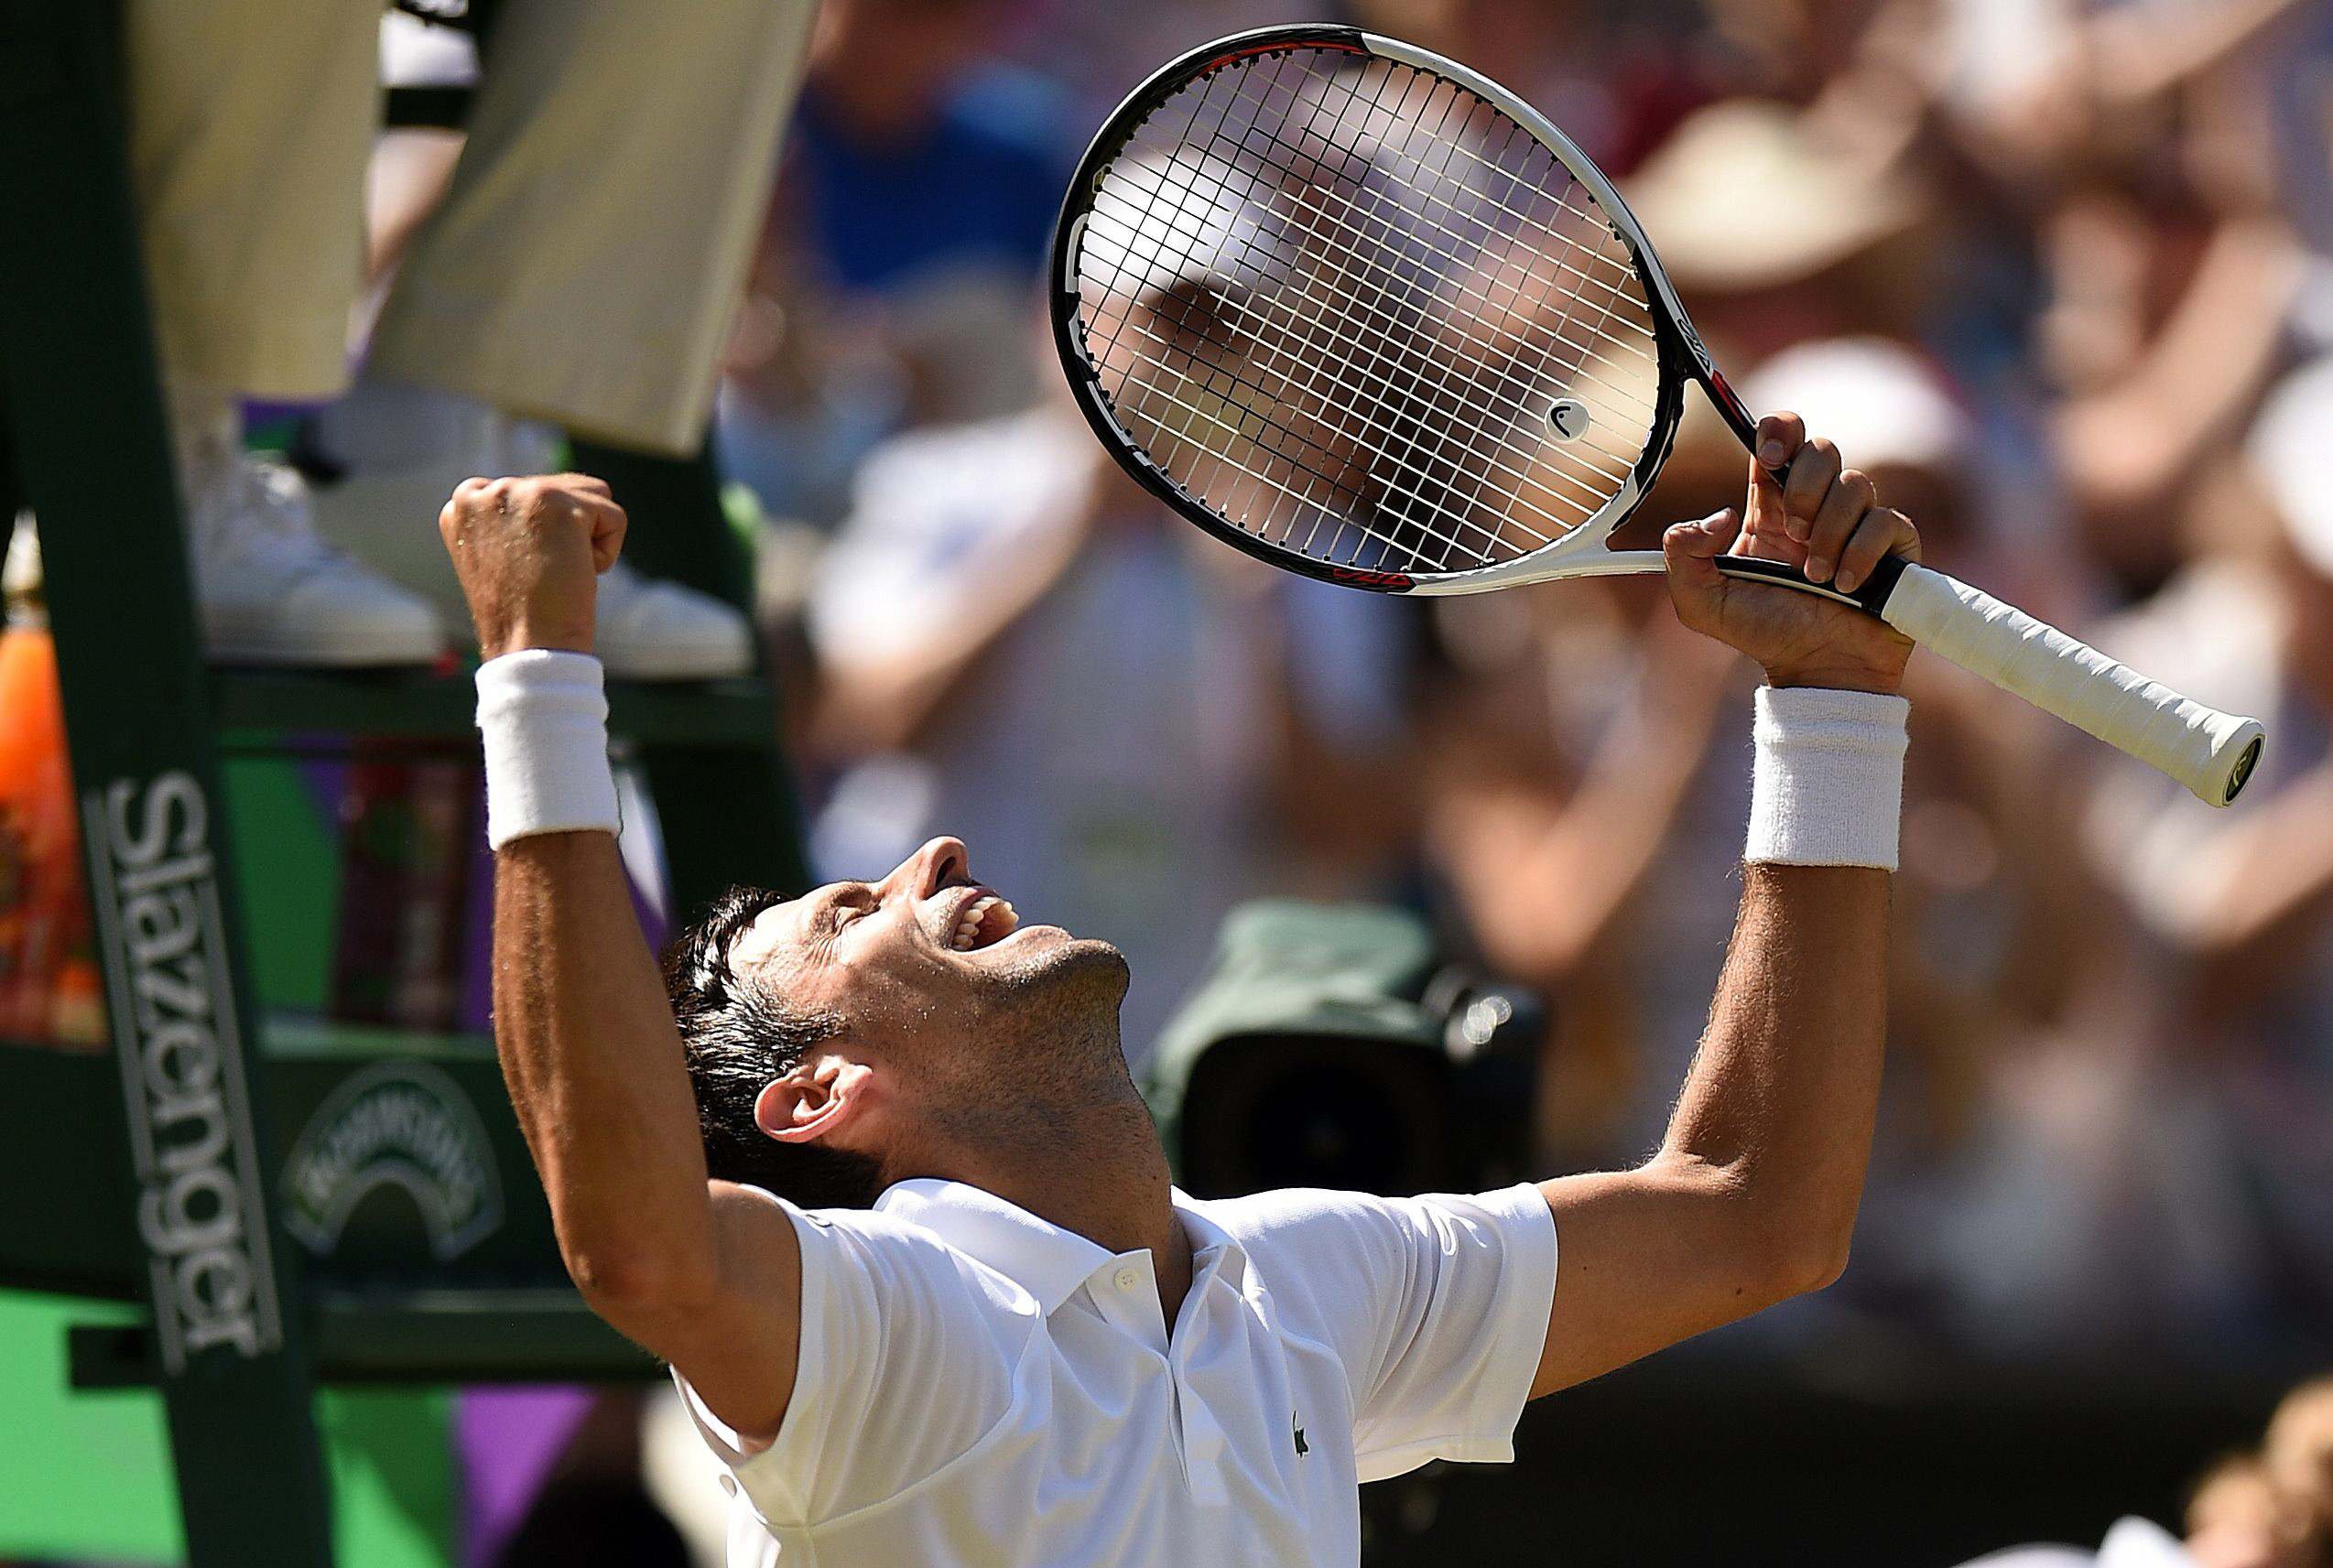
2188, 1454, 2284, 1568
2262, 1378, 2333, 1567
1417, 576, 1740, 1162
1415, 98, 1942, 1168
1948, 1373, 2333, 1567
720, 0, 1078, 528
2058, 358, 2333, 1352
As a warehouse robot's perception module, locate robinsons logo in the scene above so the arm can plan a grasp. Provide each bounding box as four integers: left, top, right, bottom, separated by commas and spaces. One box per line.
84, 772, 282, 1373
283, 1059, 503, 1261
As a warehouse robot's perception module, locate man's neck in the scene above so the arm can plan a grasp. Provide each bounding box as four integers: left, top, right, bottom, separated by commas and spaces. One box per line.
943, 1089, 1196, 1325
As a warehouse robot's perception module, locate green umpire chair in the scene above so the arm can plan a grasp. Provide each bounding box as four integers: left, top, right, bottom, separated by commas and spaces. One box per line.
0, 3, 804, 1563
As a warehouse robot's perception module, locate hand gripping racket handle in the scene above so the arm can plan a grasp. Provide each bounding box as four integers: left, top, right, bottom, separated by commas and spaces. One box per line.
1711, 556, 2264, 804
1880, 564, 2263, 806
1708, 385, 2260, 803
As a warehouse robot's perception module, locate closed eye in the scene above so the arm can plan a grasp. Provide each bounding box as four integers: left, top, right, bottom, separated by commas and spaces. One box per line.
830, 887, 878, 932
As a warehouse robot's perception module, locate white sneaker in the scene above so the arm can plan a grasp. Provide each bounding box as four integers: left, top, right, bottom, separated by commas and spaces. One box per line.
304, 378, 557, 631
306, 376, 753, 680
174, 384, 444, 667
595, 558, 754, 680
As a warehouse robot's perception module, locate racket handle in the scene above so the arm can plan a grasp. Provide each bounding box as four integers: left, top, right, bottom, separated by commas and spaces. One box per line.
1878, 563, 2263, 806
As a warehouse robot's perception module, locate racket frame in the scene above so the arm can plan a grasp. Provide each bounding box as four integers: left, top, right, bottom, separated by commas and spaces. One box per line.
1052, 24, 1755, 600
1050, 25, 2262, 804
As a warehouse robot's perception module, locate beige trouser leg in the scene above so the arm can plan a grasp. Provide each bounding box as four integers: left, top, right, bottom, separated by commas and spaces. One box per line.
370, 0, 818, 455
126, 0, 379, 399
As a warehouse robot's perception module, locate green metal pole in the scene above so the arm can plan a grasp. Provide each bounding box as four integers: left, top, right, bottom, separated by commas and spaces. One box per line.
0, 3, 333, 1563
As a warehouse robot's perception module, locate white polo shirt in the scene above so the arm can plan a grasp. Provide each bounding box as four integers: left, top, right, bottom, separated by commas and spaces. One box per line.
677, 1178, 1558, 1567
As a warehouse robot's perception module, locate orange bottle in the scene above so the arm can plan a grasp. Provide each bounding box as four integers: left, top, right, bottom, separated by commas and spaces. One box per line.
0, 517, 103, 1047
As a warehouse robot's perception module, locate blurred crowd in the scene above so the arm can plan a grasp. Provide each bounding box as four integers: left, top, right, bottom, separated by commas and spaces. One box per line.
721, 0, 2333, 1371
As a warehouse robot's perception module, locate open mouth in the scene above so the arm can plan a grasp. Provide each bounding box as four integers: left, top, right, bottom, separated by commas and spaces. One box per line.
948, 893, 1020, 953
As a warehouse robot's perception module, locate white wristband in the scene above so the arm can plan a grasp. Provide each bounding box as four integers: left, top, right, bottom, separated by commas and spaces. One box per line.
475, 649, 622, 850
1744, 685, 1910, 870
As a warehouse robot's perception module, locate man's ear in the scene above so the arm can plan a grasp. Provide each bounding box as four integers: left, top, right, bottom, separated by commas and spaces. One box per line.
754, 1057, 874, 1145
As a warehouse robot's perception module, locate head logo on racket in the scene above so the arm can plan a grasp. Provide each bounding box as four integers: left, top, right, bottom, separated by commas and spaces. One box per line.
1547, 399, 1590, 442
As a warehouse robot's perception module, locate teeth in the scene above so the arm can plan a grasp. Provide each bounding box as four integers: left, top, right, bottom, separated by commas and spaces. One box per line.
951, 895, 1000, 952
947, 895, 1023, 952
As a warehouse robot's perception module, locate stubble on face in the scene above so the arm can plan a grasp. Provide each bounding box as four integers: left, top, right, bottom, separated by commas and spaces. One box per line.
911, 935, 1139, 1155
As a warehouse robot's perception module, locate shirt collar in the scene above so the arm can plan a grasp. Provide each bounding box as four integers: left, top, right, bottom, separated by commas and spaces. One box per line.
873, 1179, 1251, 1314
1174, 1193, 1250, 1296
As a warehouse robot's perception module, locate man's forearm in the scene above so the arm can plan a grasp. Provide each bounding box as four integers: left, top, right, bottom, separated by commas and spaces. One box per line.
494, 832, 720, 1302
1655, 861, 1889, 1280
1528, 860, 1892, 1396
1529, 429, 1913, 1399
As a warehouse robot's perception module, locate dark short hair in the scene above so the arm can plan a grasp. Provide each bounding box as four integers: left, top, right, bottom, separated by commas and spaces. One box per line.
663, 886, 885, 1209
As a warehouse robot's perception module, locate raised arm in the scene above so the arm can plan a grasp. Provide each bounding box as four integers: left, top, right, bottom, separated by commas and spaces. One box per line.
441, 475, 802, 1438
1530, 421, 1916, 1399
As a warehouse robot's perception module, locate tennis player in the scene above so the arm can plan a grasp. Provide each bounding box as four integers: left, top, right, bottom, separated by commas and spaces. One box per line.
442, 416, 1918, 1567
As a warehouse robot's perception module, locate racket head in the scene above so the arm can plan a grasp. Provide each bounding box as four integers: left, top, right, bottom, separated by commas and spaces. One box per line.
1050, 25, 1700, 595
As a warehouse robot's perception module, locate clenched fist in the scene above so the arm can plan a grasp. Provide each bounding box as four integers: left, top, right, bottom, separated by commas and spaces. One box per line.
439, 474, 627, 661
1661, 415, 1919, 696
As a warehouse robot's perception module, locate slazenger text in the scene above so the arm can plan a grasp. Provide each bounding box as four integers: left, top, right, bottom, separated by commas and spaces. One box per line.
90, 771, 282, 1371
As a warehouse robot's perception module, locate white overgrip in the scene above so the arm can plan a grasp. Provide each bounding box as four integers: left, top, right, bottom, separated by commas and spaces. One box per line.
1879, 564, 2265, 806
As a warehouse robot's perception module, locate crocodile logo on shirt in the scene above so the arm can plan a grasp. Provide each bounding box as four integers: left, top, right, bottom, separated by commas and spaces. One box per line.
1293, 1415, 1308, 1458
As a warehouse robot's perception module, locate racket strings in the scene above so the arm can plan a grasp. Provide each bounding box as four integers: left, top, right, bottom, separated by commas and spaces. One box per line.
1103, 204, 1565, 571
1102, 68, 1659, 480
1089, 216, 1398, 538
1283, 104, 1655, 504
1092, 158, 1582, 569
1203, 103, 1655, 480
1095, 307, 1466, 569
1226, 53, 1655, 353
1087, 123, 1514, 564
1285, 69, 1654, 344
1077, 45, 1661, 576
1084, 68, 1407, 557
1207, 141, 1601, 560
1088, 130, 1527, 566
1083, 59, 1585, 565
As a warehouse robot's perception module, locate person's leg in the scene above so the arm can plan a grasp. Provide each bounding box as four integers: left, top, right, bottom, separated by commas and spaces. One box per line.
125, 0, 443, 665
126, 0, 376, 400
368, 0, 819, 456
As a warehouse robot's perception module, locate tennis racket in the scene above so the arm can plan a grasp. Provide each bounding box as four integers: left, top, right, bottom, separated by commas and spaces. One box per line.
1047, 25, 2265, 806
